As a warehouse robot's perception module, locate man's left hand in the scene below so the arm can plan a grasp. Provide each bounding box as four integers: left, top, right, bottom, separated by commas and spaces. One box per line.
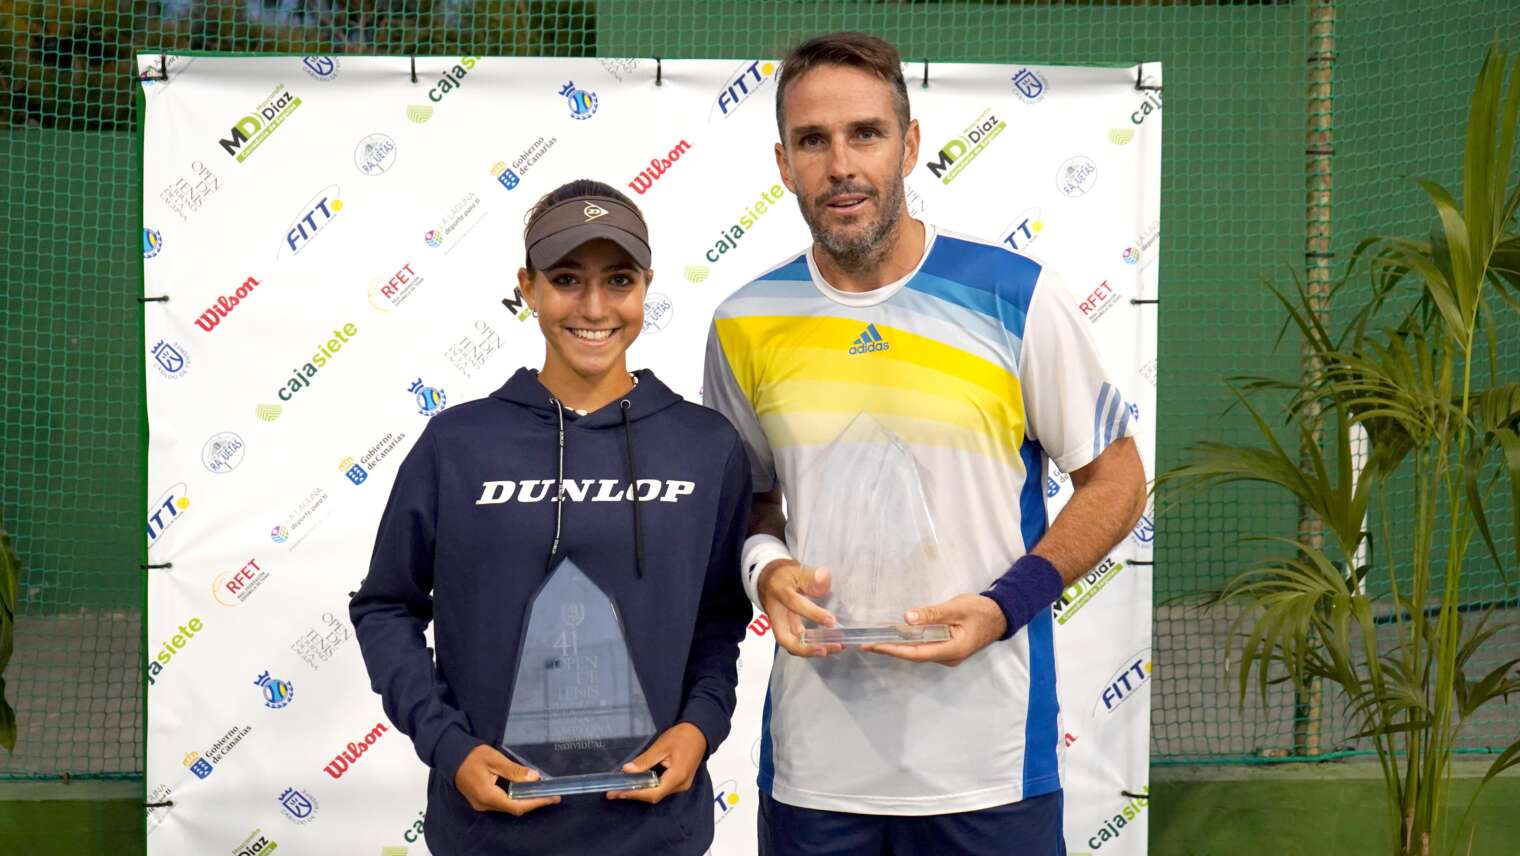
606, 721, 707, 803
862, 593, 1009, 667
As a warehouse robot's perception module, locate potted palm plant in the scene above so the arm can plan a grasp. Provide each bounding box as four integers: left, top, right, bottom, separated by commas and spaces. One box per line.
1161, 43, 1520, 856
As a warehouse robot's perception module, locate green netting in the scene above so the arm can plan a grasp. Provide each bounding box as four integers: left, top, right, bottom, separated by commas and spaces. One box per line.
0, 0, 1516, 780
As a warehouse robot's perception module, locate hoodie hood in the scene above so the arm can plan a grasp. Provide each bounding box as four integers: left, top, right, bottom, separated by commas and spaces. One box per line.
490, 366, 683, 427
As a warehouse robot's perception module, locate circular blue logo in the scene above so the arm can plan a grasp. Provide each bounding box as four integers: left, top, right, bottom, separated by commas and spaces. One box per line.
143, 228, 163, 259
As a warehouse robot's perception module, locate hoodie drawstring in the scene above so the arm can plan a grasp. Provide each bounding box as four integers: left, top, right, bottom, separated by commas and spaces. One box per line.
620, 399, 645, 579
547, 398, 566, 570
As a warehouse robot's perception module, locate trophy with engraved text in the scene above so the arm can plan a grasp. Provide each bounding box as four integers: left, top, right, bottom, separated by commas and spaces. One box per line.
499, 557, 659, 798
798, 413, 952, 647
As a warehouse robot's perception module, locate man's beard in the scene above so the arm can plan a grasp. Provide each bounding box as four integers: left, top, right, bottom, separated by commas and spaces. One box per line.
800, 177, 905, 273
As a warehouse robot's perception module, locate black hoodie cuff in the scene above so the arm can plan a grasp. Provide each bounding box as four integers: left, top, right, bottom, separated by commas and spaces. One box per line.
678, 698, 730, 760
431, 724, 487, 782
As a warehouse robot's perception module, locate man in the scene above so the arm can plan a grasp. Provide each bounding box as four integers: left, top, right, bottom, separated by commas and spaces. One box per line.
702, 32, 1147, 856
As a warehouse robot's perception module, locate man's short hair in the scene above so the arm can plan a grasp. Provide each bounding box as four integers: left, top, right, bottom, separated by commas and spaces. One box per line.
775, 32, 911, 142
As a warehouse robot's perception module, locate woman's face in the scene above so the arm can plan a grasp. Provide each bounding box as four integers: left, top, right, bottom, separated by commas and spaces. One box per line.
519, 238, 651, 382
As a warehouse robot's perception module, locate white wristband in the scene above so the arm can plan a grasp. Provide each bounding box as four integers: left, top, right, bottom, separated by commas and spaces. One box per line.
741, 534, 794, 610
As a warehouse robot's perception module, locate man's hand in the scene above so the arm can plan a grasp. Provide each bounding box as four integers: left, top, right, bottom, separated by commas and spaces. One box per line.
453, 744, 561, 815
757, 560, 844, 657
607, 721, 708, 803
862, 593, 1008, 667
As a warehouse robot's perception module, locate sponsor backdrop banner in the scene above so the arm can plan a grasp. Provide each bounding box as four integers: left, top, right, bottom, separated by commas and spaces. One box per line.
140, 55, 1160, 856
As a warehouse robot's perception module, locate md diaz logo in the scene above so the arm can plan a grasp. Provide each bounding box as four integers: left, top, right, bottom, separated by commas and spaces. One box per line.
219, 85, 302, 164
354, 134, 397, 176
410, 379, 446, 417
254, 670, 295, 709
926, 108, 1006, 185
559, 80, 598, 119
279, 185, 343, 257
150, 339, 189, 379
232, 829, 278, 856
277, 787, 318, 824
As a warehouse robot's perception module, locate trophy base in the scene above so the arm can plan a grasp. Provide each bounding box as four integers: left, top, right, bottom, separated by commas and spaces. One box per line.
801, 624, 952, 647
507, 770, 659, 799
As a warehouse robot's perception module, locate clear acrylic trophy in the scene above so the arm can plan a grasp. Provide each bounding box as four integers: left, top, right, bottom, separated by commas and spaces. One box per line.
798, 413, 952, 647
500, 557, 660, 798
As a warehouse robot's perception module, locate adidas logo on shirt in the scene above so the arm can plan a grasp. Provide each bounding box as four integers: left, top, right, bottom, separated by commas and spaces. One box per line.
848, 323, 890, 355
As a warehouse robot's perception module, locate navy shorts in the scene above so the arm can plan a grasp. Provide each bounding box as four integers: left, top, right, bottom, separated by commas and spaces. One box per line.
758, 790, 1066, 856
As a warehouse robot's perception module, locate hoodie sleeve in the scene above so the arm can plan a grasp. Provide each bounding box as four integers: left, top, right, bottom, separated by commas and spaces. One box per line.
350, 427, 485, 781
677, 435, 754, 756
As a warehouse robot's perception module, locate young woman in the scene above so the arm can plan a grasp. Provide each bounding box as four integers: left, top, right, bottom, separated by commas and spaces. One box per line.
351, 179, 753, 855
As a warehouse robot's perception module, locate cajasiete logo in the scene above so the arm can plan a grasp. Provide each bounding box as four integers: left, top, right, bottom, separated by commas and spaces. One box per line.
202, 432, 245, 474
272, 322, 360, 404
425, 56, 479, 103
704, 184, 787, 264
559, 80, 598, 119
1130, 89, 1163, 125
218, 84, 302, 164
301, 56, 338, 81
354, 134, 397, 176
627, 140, 692, 195
712, 60, 777, 119
279, 185, 343, 258
150, 339, 190, 379
1081, 787, 1150, 852
925, 108, 1006, 185
195, 276, 262, 333
146, 616, 204, 687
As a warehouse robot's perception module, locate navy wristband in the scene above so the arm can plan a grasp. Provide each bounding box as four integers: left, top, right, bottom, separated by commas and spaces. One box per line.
980, 554, 1065, 640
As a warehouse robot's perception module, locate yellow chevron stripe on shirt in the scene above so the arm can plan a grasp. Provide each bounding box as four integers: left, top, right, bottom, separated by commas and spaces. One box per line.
714, 315, 1027, 459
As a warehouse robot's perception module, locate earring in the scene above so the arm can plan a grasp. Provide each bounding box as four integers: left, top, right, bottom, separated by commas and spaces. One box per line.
531, 310, 539, 318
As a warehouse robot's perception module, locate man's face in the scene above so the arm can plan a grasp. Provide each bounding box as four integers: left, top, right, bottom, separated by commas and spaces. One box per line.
774, 64, 919, 263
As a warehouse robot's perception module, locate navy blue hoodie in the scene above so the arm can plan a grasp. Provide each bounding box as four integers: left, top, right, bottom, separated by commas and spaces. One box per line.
351, 367, 752, 855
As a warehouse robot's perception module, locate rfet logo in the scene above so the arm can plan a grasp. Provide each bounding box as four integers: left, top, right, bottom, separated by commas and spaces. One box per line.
213, 559, 269, 607
368, 263, 423, 311
279, 185, 343, 258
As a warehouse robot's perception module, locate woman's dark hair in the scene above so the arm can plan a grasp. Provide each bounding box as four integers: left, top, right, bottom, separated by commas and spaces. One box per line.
523, 179, 644, 273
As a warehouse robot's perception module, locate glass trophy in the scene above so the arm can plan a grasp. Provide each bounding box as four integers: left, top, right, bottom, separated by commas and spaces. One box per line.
499, 557, 660, 798
798, 413, 952, 647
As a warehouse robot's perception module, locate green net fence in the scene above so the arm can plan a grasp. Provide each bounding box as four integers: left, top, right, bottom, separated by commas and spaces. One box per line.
0, 0, 1516, 780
